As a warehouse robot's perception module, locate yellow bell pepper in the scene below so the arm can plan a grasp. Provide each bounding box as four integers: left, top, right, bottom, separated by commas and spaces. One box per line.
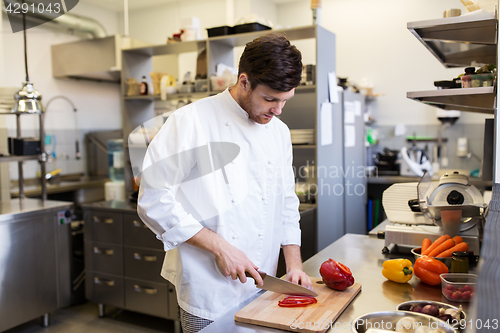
382, 259, 413, 283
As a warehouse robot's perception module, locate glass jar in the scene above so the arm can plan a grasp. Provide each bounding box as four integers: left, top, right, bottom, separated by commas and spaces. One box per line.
451, 251, 469, 273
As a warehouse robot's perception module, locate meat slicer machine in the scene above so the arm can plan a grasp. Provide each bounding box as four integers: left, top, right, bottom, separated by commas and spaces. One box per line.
381, 171, 487, 255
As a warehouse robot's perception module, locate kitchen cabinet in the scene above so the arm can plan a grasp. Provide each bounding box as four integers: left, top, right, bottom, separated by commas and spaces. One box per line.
0, 199, 73, 332
82, 201, 180, 327
406, 11, 500, 327
121, 25, 366, 255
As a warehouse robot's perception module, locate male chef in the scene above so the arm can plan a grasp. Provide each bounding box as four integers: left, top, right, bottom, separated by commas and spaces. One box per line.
137, 33, 312, 333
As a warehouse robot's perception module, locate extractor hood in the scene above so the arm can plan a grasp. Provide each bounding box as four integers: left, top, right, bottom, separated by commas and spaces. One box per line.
51, 35, 149, 83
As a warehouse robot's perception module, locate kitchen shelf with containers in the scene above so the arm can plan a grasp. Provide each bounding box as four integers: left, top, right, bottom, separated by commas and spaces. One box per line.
406, 12, 497, 114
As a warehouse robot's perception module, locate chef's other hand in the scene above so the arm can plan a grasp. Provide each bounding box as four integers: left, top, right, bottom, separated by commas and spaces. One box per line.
214, 241, 263, 286
287, 269, 313, 290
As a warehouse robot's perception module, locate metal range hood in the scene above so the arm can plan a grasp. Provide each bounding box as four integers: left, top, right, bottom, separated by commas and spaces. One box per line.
3, 0, 149, 82
51, 35, 148, 83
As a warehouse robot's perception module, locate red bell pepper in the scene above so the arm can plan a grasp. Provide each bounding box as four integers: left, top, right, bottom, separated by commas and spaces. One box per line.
319, 258, 354, 291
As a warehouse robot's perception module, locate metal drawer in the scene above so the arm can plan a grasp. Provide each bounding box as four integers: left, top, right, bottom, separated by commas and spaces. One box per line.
124, 278, 174, 319
123, 246, 164, 283
84, 240, 123, 275
86, 272, 124, 308
84, 210, 122, 244
123, 213, 163, 249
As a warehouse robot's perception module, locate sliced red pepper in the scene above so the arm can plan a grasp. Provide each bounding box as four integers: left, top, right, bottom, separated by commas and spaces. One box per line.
278, 296, 317, 307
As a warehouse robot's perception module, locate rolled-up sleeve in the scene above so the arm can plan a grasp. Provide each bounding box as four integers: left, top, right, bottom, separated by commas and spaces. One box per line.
137, 108, 205, 251
281, 130, 301, 246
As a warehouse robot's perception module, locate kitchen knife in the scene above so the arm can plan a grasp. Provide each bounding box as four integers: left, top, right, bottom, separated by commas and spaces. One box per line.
245, 271, 318, 297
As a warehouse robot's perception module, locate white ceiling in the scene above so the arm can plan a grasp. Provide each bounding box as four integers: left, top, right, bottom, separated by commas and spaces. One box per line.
82, 0, 301, 12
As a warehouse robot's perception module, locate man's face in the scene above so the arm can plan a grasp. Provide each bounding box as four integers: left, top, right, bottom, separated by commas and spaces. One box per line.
240, 84, 295, 124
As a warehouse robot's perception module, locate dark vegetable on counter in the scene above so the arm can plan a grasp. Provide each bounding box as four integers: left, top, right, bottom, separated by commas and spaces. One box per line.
421, 304, 439, 317
409, 304, 423, 313
437, 314, 453, 323
319, 258, 354, 291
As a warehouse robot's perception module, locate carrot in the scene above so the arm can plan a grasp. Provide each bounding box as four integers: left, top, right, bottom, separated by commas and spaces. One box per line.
452, 236, 463, 244
428, 239, 456, 257
436, 242, 469, 258
422, 235, 451, 256
421, 238, 432, 254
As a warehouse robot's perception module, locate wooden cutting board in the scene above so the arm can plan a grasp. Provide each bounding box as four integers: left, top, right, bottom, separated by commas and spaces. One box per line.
235, 277, 361, 333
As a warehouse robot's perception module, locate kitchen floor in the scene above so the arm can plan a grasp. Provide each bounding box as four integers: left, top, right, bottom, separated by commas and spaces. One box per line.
4, 302, 179, 333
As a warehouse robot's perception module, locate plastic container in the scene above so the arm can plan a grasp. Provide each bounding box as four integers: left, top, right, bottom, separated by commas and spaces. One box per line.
207, 26, 233, 37
108, 139, 124, 182
440, 273, 477, 302
210, 75, 234, 91
233, 23, 271, 34
461, 73, 494, 88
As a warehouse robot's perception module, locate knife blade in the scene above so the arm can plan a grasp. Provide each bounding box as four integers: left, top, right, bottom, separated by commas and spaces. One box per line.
245, 271, 318, 297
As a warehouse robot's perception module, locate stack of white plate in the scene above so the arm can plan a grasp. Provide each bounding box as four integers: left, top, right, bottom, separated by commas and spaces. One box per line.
290, 129, 315, 145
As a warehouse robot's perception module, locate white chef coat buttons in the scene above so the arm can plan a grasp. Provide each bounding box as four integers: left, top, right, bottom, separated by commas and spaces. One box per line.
232, 234, 238, 239
225, 121, 230, 126
231, 199, 235, 203
267, 161, 271, 165
261, 197, 265, 201
258, 232, 263, 237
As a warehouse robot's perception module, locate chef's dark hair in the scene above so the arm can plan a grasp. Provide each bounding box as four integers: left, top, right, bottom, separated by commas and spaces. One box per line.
238, 33, 302, 92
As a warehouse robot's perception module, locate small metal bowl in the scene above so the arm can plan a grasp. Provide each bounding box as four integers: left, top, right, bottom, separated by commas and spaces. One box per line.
412, 247, 452, 269
351, 310, 456, 333
397, 300, 466, 331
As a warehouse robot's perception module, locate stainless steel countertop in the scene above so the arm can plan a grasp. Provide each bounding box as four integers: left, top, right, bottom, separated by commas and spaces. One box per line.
0, 198, 73, 222
10, 178, 108, 198
200, 233, 470, 332
367, 175, 492, 187
80, 201, 315, 215
81, 199, 137, 213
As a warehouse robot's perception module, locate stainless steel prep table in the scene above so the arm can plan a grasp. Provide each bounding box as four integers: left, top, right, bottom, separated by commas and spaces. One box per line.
200, 233, 470, 332
0, 198, 74, 332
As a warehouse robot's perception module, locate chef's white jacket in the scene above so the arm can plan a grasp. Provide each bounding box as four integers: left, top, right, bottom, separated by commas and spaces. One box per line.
137, 88, 301, 320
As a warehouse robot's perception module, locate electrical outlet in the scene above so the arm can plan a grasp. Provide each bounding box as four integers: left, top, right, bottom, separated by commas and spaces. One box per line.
457, 137, 468, 157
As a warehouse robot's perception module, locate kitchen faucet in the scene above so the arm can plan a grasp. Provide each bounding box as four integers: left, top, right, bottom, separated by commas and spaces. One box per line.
44, 95, 80, 160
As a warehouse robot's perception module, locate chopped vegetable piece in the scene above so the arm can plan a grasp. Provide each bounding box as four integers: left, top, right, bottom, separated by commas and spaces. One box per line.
278, 296, 317, 307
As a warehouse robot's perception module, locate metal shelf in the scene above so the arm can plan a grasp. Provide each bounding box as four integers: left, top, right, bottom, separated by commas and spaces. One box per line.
123, 85, 316, 102
124, 91, 211, 101
292, 144, 316, 149
407, 12, 496, 68
406, 87, 495, 114
0, 155, 39, 163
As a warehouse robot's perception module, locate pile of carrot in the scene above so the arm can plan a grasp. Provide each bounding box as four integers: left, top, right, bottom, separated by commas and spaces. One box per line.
420, 235, 469, 258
